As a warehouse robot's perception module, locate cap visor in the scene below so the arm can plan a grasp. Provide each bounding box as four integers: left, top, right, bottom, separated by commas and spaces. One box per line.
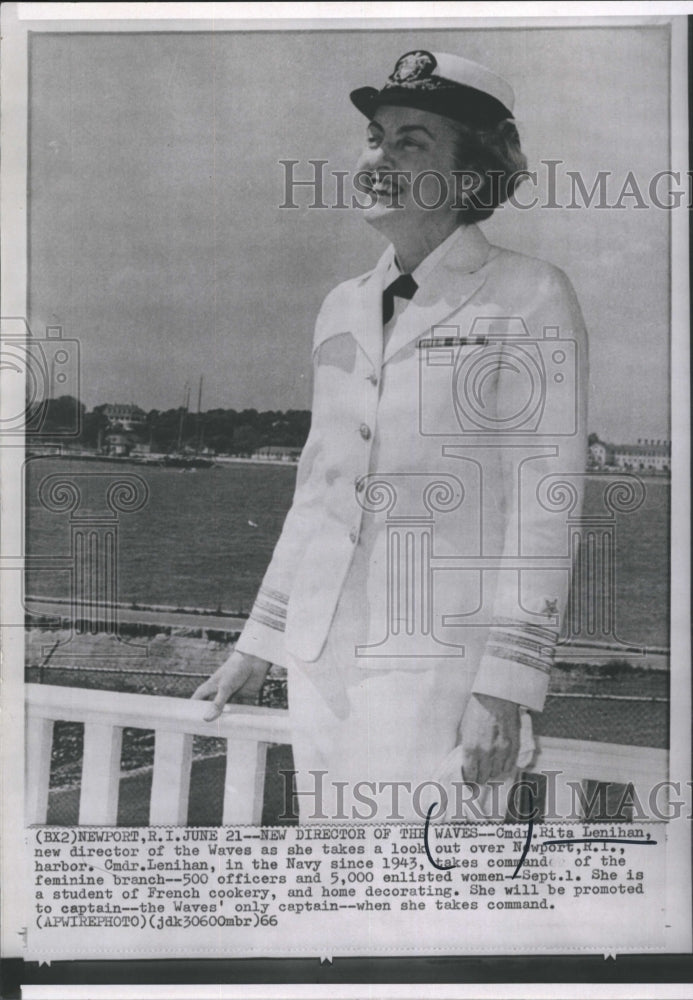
350, 84, 513, 125
350, 86, 436, 120
350, 87, 380, 119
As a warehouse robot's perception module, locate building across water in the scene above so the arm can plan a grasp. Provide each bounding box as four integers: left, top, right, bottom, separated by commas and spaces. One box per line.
252, 445, 302, 462
102, 403, 146, 432
589, 437, 670, 473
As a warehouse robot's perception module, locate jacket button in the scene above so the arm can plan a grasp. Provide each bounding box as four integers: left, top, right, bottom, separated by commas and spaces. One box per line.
354, 477, 365, 493
349, 528, 358, 543
367, 373, 378, 386
359, 423, 371, 440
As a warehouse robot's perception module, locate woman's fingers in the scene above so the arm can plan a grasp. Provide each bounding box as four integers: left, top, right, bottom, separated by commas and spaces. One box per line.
205, 672, 240, 721
460, 745, 479, 784
203, 699, 225, 723
190, 676, 218, 701
191, 659, 251, 720
191, 654, 269, 723
191, 673, 231, 721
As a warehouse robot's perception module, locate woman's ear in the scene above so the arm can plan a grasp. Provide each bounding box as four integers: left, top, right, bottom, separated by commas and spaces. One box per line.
451, 166, 484, 211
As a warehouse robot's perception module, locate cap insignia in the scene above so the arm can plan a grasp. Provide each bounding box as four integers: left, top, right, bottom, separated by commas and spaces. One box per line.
389, 50, 437, 86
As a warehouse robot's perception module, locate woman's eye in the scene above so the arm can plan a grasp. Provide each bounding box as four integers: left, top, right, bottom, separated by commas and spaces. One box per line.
366, 134, 381, 148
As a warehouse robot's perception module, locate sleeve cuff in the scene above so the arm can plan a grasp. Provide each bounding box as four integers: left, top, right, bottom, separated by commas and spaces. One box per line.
234, 585, 290, 667
471, 654, 549, 713
235, 619, 287, 668
472, 619, 556, 712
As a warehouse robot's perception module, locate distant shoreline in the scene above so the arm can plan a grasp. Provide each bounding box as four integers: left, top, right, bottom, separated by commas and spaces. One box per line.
24, 451, 672, 479
26, 451, 299, 469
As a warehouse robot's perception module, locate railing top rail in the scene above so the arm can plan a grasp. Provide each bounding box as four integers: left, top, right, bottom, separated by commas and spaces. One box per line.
25, 683, 292, 743
26, 684, 668, 785
536, 736, 667, 787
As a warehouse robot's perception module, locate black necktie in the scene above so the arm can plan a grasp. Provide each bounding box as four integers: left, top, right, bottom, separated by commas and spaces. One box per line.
382, 273, 418, 325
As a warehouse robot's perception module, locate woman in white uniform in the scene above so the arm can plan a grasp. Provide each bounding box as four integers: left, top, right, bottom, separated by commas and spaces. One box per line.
194, 50, 588, 824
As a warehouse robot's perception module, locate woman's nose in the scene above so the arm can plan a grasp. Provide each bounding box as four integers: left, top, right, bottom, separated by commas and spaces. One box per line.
356, 142, 391, 174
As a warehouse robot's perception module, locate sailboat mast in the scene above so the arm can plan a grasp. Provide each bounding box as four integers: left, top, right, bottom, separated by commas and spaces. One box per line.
196, 375, 204, 454
177, 381, 189, 452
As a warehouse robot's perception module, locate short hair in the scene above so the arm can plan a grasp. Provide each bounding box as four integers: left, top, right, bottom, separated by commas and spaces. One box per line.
451, 118, 527, 224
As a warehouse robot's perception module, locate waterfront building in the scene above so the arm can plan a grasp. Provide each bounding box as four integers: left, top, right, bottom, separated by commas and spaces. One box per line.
589, 436, 670, 473
104, 431, 134, 456
613, 440, 671, 473
253, 445, 302, 462
588, 438, 613, 468
102, 403, 146, 432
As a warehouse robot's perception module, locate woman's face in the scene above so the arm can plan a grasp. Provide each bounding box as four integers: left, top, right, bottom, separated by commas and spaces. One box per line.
355, 104, 463, 237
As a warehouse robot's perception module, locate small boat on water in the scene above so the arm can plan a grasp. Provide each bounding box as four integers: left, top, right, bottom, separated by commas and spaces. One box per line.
163, 455, 215, 470
163, 376, 215, 469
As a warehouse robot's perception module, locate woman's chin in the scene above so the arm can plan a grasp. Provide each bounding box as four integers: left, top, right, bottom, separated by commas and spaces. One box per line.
359, 199, 411, 232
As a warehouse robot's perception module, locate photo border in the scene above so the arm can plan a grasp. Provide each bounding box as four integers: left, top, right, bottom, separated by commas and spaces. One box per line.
1, 2, 690, 994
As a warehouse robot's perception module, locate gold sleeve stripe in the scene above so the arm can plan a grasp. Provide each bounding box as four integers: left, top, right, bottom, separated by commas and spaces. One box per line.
258, 585, 289, 606
486, 644, 553, 675
248, 609, 286, 633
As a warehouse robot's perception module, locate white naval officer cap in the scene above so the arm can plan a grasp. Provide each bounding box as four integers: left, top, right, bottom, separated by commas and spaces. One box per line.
350, 50, 515, 127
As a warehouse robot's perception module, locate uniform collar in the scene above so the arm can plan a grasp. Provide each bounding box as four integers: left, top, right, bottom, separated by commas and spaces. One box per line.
381, 224, 492, 362
384, 224, 469, 290
313, 224, 492, 367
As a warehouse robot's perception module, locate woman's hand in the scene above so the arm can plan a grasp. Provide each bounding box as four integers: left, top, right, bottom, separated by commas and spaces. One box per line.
458, 693, 521, 785
191, 650, 271, 721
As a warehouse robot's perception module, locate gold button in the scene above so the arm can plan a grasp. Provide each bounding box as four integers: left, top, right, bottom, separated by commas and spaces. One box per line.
349, 529, 358, 543
355, 477, 365, 493
359, 424, 371, 440
367, 373, 378, 386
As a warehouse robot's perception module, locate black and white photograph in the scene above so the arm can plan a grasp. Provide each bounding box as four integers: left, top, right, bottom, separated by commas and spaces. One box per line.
1, 0, 690, 983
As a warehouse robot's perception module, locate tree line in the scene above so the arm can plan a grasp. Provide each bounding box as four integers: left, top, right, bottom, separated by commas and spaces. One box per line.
32, 396, 312, 456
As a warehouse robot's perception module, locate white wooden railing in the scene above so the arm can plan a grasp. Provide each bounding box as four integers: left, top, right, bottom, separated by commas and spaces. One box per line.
26, 684, 291, 826
25, 683, 668, 826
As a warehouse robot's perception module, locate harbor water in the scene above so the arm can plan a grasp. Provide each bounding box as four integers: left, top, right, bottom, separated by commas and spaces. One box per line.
25, 457, 670, 649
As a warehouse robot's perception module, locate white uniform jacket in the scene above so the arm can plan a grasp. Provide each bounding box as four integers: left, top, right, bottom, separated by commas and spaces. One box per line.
236, 224, 588, 713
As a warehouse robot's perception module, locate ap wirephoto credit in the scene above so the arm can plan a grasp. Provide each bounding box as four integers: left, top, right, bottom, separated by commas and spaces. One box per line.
1, 1, 690, 979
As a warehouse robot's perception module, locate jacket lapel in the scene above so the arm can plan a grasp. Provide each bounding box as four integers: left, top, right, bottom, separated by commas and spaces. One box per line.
312, 247, 392, 370
383, 224, 493, 363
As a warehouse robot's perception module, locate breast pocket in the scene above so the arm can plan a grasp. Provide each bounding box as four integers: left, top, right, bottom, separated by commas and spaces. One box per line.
316, 332, 357, 374
417, 339, 499, 437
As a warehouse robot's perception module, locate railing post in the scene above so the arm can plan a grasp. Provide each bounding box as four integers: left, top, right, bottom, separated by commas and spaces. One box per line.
222, 739, 268, 825
79, 723, 123, 825
26, 685, 665, 829
25, 716, 54, 825
150, 731, 193, 825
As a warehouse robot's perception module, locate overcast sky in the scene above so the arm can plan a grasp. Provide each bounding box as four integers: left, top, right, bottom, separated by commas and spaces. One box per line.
29, 23, 671, 442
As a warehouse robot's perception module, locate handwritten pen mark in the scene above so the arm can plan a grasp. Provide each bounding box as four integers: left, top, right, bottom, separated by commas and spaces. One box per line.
542, 838, 658, 847
424, 803, 457, 871
511, 788, 535, 879
423, 795, 657, 877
